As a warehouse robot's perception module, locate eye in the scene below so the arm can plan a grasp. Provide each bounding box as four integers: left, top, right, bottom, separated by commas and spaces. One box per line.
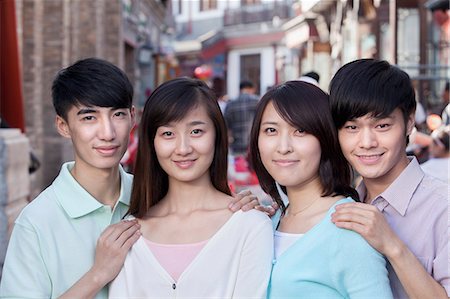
191, 129, 203, 135
162, 131, 173, 137
263, 127, 276, 134
81, 115, 95, 121
114, 111, 127, 117
294, 128, 306, 136
376, 123, 391, 129
344, 125, 357, 130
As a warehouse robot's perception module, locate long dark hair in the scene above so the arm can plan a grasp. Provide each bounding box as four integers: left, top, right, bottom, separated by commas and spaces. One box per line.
249, 81, 359, 214
128, 77, 231, 218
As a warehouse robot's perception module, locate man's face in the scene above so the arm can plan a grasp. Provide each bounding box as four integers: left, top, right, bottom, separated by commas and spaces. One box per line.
56, 105, 135, 173
338, 108, 414, 185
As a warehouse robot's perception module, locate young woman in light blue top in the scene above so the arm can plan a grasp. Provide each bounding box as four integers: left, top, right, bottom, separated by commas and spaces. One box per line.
249, 81, 393, 298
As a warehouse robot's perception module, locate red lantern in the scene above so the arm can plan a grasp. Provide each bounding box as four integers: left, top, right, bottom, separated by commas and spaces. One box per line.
194, 65, 212, 80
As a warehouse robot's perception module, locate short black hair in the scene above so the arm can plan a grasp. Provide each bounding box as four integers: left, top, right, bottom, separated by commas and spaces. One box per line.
425, 0, 450, 11
52, 57, 133, 120
329, 59, 416, 129
303, 71, 320, 83
239, 80, 254, 90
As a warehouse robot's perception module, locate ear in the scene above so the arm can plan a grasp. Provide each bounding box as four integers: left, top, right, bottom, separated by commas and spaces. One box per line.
130, 105, 136, 128
55, 116, 71, 138
406, 112, 415, 136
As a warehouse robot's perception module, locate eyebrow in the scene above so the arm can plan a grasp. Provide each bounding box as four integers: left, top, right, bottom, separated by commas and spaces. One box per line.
77, 108, 97, 115
261, 121, 278, 125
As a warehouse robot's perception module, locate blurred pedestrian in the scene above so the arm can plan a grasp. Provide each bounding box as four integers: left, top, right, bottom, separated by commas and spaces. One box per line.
249, 81, 392, 298
441, 82, 450, 125
109, 78, 273, 298
298, 71, 320, 87
421, 125, 450, 183
224, 80, 259, 156
329, 59, 449, 299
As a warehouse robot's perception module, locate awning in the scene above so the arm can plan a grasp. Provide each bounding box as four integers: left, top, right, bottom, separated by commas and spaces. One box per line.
1, 0, 25, 132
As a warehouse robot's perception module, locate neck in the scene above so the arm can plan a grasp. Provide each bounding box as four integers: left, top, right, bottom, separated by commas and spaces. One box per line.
70, 163, 121, 207
163, 178, 218, 213
286, 176, 323, 212
362, 155, 410, 203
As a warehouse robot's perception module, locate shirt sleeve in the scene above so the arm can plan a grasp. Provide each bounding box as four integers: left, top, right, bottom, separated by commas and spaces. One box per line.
432, 200, 450, 295
233, 214, 274, 299
330, 228, 393, 299
0, 221, 52, 299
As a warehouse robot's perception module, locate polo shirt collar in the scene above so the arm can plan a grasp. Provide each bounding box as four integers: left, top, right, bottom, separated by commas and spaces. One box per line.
54, 162, 131, 218
357, 156, 424, 216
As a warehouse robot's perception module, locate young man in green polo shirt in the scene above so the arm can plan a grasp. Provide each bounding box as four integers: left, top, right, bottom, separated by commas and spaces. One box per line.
0, 58, 263, 298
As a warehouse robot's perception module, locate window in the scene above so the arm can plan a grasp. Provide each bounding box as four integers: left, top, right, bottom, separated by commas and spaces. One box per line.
200, 0, 217, 11
240, 54, 261, 95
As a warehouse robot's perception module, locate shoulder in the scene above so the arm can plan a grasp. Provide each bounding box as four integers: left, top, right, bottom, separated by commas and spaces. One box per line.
15, 186, 60, 228
417, 175, 449, 205
232, 210, 272, 230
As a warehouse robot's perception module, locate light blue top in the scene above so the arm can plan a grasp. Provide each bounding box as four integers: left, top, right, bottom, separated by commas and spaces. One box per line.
0, 162, 132, 299
268, 197, 393, 299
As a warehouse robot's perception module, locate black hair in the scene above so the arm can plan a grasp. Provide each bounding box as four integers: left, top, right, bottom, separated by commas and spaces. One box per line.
52, 57, 133, 120
303, 71, 320, 83
329, 59, 416, 130
239, 80, 254, 90
249, 80, 359, 213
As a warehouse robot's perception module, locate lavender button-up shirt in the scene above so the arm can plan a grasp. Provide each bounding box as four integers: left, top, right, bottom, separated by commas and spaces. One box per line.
357, 157, 449, 298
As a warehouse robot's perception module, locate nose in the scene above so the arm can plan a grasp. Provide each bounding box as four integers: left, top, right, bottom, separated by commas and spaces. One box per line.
359, 128, 377, 149
175, 135, 192, 155
276, 133, 293, 154
98, 118, 116, 141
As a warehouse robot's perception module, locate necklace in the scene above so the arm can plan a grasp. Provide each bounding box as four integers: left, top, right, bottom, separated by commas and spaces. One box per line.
287, 197, 321, 216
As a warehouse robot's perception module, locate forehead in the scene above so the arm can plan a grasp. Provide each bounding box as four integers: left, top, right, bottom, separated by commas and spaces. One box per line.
163, 104, 211, 126
348, 108, 403, 124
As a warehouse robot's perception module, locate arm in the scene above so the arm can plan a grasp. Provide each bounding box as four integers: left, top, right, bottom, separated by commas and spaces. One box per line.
330, 226, 393, 299
59, 220, 140, 299
233, 216, 274, 298
331, 202, 448, 299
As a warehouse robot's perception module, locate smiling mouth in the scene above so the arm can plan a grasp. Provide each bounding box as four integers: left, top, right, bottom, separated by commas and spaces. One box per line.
273, 160, 299, 166
95, 146, 120, 155
356, 153, 384, 163
174, 159, 196, 168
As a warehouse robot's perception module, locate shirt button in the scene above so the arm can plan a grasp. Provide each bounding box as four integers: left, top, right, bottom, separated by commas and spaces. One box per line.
272, 259, 277, 265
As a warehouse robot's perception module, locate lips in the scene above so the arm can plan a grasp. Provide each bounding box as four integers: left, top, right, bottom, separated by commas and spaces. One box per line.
273, 159, 299, 166
173, 159, 196, 169
94, 145, 120, 156
355, 153, 384, 164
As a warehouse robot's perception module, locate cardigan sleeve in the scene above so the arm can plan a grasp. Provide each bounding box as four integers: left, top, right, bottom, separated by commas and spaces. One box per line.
330, 227, 393, 299
233, 213, 274, 299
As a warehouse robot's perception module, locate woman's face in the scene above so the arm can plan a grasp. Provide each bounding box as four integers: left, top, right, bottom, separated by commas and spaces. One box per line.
154, 105, 216, 185
258, 101, 322, 191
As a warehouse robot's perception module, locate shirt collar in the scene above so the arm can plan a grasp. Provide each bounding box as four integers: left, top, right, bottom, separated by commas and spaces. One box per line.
54, 162, 131, 218
357, 156, 424, 216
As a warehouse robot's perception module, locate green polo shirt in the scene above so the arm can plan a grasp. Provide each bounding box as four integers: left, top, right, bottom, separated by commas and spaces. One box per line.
0, 162, 132, 299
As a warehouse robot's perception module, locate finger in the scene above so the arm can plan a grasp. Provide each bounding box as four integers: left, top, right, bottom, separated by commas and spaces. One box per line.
333, 220, 367, 235
121, 230, 141, 251
255, 205, 275, 216
331, 212, 368, 226
241, 199, 259, 211
115, 223, 141, 248
228, 189, 252, 205
102, 220, 139, 242
334, 202, 374, 211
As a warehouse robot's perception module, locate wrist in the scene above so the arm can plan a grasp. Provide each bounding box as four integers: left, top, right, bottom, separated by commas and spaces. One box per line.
88, 267, 110, 289
384, 237, 407, 261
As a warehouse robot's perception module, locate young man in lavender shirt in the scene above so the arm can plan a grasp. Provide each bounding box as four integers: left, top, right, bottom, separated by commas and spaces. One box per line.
330, 59, 448, 299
